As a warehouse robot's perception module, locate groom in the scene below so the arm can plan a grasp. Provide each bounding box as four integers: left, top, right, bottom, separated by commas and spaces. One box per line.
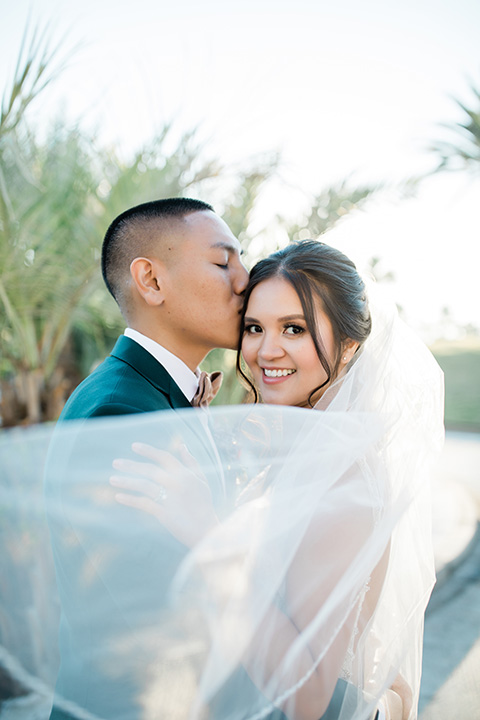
58, 197, 248, 421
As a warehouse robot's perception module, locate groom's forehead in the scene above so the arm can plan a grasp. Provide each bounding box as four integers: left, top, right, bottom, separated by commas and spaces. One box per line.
181, 211, 241, 251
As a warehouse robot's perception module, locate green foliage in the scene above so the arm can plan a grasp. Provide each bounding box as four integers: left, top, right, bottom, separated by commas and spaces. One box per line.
431, 338, 480, 431
287, 179, 378, 241
430, 81, 480, 173
100, 126, 223, 217
221, 153, 280, 251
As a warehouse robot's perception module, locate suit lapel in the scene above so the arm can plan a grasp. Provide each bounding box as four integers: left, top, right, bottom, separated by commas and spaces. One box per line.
110, 336, 191, 410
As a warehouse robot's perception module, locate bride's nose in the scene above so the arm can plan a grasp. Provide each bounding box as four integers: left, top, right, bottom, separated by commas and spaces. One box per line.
258, 333, 285, 361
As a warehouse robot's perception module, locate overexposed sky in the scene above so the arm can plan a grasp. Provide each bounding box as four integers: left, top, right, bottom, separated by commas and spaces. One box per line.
2, 0, 479, 336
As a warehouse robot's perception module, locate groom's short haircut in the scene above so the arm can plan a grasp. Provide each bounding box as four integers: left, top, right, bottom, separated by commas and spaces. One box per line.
102, 198, 214, 311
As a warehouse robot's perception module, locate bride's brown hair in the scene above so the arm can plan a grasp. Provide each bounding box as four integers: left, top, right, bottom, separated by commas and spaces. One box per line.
237, 240, 372, 405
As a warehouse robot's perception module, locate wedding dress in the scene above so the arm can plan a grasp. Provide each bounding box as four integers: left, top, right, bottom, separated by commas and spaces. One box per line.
0, 290, 444, 720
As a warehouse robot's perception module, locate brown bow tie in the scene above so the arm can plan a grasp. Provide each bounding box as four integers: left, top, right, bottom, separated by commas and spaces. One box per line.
192, 371, 223, 408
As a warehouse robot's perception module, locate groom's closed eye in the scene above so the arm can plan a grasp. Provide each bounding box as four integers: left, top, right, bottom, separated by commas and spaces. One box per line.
210, 240, 244, 261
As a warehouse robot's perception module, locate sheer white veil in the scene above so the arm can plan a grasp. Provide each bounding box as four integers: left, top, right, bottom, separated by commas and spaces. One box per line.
0, 289, 444, 720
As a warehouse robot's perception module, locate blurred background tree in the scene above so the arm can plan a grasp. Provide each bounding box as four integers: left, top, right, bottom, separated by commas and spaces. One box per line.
287, 180, 378, 241
429, 80, 480, 174
0, 22, 380, 426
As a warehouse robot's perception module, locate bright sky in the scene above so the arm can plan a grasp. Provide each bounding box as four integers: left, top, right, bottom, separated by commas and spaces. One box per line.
2, 0, 479, 337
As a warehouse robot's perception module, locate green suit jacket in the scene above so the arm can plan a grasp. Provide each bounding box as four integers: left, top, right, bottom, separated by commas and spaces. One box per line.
59, 334, 193, 420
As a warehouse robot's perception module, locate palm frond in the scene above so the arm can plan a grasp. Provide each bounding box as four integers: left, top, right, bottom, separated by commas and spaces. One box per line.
430, 79, 480, 174
1, 19, 76, 135
288, 178, 380, 241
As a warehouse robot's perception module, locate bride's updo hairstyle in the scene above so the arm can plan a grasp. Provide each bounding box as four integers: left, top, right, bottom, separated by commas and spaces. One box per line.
237, 240, 372, 405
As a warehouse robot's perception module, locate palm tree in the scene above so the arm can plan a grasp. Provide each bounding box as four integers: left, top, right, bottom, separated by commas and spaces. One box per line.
0, 23, 76, 425
430, 80, 480, 173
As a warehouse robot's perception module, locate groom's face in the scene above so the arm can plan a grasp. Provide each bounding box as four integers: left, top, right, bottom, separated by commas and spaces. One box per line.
160, 211, 248, 366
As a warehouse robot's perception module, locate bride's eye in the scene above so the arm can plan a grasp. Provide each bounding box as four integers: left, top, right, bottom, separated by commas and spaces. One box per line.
284, 324, 305, 335
245, 324, 263, 335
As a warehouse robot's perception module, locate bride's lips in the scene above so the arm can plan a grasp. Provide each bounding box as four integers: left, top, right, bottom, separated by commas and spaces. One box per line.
261, 368, 296, 384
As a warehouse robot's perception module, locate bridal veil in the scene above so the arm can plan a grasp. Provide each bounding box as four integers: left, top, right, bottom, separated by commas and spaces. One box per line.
0, 290, 444, 720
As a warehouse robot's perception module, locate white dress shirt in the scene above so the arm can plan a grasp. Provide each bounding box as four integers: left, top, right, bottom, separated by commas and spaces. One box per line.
124, 328, 198, 401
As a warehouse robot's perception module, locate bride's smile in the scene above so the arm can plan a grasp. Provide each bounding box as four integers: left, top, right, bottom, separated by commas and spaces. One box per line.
262, 367, 296, 379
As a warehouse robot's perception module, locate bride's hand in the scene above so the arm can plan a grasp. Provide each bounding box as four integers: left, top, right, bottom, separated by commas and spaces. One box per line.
110, 441, 219, 548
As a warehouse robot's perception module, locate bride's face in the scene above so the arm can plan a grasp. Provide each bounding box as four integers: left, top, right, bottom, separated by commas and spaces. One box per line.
241, 277, 337, 407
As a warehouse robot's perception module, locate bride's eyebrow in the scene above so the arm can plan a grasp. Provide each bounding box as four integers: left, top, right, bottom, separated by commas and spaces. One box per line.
279, 314, 305, 322
244, 314, 306, 323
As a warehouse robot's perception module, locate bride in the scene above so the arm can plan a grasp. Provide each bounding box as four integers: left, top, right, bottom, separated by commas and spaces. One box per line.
108, 240, 444, 720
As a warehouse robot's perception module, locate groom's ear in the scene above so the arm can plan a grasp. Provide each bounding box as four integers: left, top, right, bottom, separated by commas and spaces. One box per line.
129, 256, 166, 307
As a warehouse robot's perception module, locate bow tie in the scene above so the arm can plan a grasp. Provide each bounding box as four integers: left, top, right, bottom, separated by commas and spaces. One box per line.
192, 371, 223, 408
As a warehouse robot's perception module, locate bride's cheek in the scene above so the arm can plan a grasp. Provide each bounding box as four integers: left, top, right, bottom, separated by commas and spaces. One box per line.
241, 338, 252, 362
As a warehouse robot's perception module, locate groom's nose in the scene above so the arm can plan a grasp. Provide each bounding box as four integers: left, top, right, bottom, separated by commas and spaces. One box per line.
232, 260, 249, 296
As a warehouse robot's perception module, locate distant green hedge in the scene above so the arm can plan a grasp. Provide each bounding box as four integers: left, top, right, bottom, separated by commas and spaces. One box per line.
431, 338, 480, 432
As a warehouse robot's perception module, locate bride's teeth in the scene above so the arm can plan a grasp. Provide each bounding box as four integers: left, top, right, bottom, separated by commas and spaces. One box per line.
264, 369, 295, 377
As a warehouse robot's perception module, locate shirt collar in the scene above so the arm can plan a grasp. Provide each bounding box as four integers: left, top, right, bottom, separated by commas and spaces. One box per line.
124, 328, 199, 402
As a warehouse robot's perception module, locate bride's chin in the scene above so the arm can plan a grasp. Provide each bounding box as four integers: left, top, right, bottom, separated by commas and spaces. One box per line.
260, 391, 305, 408
258, 390, 287, 406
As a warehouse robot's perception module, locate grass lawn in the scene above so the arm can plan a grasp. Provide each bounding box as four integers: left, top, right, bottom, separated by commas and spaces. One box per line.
430, 336, 480, 432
